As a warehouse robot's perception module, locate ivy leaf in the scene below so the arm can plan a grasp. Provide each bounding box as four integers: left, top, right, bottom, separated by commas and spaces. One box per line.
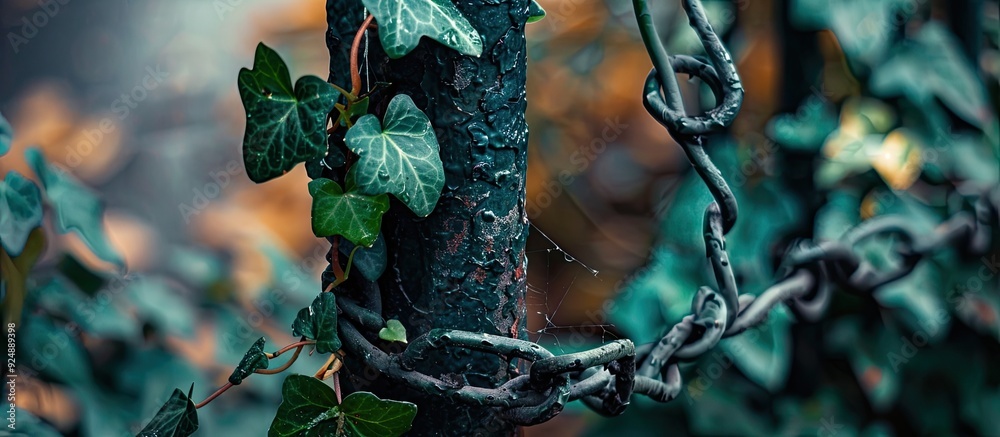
292, 293, 341, 354
340, 391, 417, 437
766, 94, 837, 152
25, 148, 124, 268
345, 94, 445, 216
229, 337, 270, 385
239, 42, 338, 183
0, 112, 12, 157
871, 23, 994, 130
0, 171, 43, 257
137, 388, 199, 437
339, 233, 387, 282
527, 1, 546, 23
268, 375, 341, 437
309, 178, 389, 247
378, 319, 407, 344
360, 0, 482, 58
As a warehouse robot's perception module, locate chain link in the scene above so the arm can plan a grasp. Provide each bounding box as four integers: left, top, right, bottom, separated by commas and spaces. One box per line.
332, 0, 1000, 426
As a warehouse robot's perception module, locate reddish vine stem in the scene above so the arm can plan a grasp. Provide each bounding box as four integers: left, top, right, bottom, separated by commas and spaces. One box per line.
350, 14, 376, 97
195, 382, 233, 409
257, 345, 305, 375
266, 340, 315, 359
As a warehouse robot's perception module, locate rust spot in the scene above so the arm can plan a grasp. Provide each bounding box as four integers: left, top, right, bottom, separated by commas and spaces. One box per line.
472, 267, 488, 284
974, 298, 996, 324
861, 366, 882, 389
446, 219, 468, 255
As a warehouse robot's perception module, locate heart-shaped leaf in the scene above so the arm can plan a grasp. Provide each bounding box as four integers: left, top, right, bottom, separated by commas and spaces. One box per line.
0, 112, 12, 157
239, 42, 338, 183
340, 391, 417, 437
229, 337, 270, 385
871, 23, 994, 130
309, 178, 389, 247
268, 375, 341, 437
137, 388, 199, 437
292, 292, 341, 354
527, 1, 546, 23
345, 94, 445, 216
340, 233, 387, 282
25, 148, 124, 268
0, 171, 43, 256
378, 319, 407, 344
360, 0, 482, 58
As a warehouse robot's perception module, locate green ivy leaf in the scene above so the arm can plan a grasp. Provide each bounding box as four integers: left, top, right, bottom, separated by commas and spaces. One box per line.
340, 391, 417, 437
31, 276, 138, 339
0, 171, 43, 257
268, 375, 341, 437
360, 0, 482, 58
137, 388, 199, 437
339, 233, 387, 282
292, 293, 341, 354
229, 337, 270, 385
378, 319, 407, 344
871, 23, 994, 130
0, 112, 12, 157
126, 276, 197, 338
25, 148, 124, 268
309, 178, 389, 247
766, 94, 837, 152
239, 42, 338, 183
527, 1, 546, 23
345, 94, 445, 216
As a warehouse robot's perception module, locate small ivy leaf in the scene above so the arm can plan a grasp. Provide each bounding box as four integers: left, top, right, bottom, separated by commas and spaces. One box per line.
378, 319, 407, 344
137, 388, 199, 437
870, 129, 923, 191
766, 94, 837, 152
268, 374, 341, 437
340, 391, 417, 437
0, 171, 43, 257
339, 233, 387, 282
309, 178, 389, 247
25, 148, 124, 268
0, 112, 12, 157
345, 94, 445, 217
337, 96, 370, 127
527, 1, 546, 23
229, 337, 270, 385
239, 42, 338, 183
360, 0, 483, 58
292, 293, 341, 354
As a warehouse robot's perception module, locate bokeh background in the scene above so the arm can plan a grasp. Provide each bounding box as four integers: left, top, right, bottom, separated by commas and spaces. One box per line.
1, 0, 998, 435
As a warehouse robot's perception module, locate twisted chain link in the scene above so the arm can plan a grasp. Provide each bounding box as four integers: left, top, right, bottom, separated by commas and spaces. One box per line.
333, 0, 1000, 425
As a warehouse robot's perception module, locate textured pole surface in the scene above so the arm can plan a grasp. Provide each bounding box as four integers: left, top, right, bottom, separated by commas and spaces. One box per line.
327, 1, 530, 435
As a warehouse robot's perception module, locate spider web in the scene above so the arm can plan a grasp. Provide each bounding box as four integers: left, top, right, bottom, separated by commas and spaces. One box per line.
525, 221, 620, 354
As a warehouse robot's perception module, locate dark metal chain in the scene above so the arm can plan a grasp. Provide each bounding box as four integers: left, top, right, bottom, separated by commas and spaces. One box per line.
332, 0, 1000, 426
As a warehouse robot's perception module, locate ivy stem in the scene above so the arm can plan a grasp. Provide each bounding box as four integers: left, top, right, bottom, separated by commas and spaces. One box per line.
256, 345, 304, 375
350, 14, 376, 97
265, 340, 316, 359
333, 372, 342, 404
330, 237, 345, 287
194, 382, 233, 409
314, 353, 339, 379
